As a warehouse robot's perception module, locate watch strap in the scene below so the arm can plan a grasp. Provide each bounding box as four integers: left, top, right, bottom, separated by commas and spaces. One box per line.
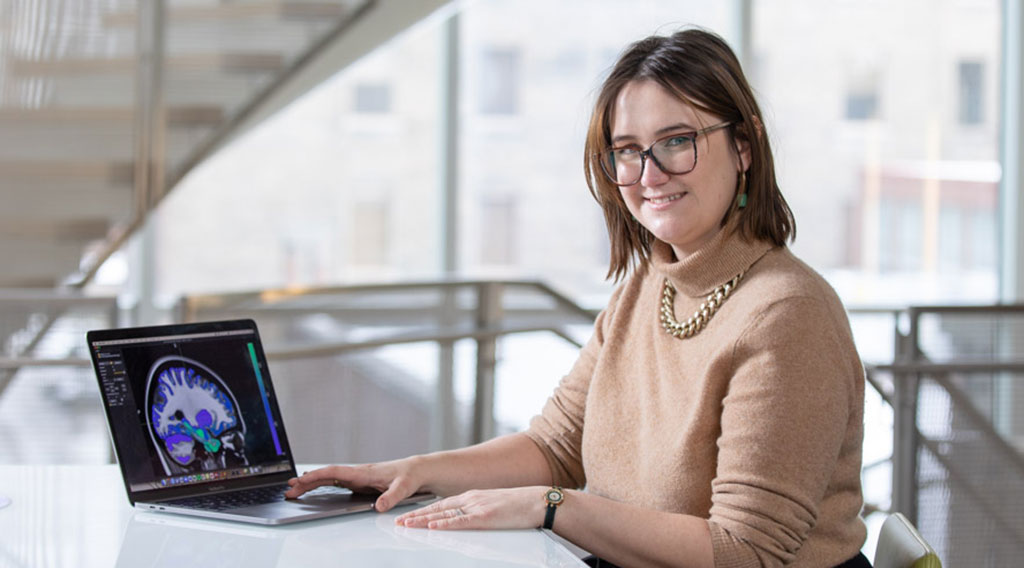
543, 501, 557, 530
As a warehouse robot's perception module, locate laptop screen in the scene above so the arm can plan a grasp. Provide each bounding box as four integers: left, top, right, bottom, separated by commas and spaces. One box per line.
88, 320, 294, 497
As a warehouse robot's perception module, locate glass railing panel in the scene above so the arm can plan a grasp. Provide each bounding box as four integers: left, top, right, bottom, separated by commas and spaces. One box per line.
916, 308, 1024, 363
491, 331, 585, 436
264, 346, 444, 464
0, 297, 118, 464
0, 365, 109, 464
915, 371, 1024, 566
849, 308, 901, 365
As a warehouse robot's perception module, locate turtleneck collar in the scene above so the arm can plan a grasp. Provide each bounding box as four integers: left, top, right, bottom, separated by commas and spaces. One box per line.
649, 219, 774, 298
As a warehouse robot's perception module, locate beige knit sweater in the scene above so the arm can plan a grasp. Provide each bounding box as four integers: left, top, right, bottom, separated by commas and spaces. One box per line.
525, 224, 867, 567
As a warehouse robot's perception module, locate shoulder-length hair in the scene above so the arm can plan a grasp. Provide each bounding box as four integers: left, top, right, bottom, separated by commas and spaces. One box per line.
584, 28, 795, 282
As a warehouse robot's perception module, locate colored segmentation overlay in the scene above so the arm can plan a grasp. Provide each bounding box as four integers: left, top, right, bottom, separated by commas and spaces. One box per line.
151, 365, 239, 466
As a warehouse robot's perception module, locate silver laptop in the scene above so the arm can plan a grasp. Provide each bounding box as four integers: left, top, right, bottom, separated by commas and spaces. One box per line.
87, 319, 433, 525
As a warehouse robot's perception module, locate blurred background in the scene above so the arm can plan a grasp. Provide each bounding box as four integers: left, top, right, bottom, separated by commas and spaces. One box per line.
1, 0, 1022, 564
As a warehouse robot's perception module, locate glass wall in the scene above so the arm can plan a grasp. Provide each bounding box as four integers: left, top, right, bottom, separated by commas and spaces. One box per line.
147, 0, 738, 305
151, 21, 445, 300
752, 0, 1001, 305
147, 0, 1001, 309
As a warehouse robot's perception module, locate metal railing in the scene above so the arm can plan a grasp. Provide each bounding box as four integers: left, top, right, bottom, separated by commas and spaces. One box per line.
856, 304, 1024, 566
179, 279, 599, 448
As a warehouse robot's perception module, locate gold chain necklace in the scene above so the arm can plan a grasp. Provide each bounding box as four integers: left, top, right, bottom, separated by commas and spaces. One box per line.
660, 272, 744, 339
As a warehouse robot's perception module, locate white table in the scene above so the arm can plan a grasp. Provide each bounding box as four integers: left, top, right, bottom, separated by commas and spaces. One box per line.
0, 465, 587, 567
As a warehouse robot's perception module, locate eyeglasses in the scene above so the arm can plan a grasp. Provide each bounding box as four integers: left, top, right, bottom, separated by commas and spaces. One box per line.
597, 121, 733, 186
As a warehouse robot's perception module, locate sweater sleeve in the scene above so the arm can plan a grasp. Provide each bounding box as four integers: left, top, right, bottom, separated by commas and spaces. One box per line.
707, 296, 860, 567
524, 284, 625, 490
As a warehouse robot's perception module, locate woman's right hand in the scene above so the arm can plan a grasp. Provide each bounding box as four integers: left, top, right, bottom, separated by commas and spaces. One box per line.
284, 455, 427, 512
284, 434, 550, 513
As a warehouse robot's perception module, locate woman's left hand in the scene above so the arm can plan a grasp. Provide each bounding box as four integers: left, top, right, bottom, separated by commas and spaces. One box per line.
395, 486, 548, 530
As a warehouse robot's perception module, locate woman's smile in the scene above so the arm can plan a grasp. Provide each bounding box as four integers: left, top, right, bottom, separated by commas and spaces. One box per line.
644, 192, 688, 207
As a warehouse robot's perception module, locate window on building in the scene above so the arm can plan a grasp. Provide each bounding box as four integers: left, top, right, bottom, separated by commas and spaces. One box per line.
938, 206, 964, 272
354, 83, 392, 113
969, 207, 996, 269
478, 48, 520, 114
480, 195, 518, 265
845, 74, 880, 121
350, 200, 390, 265
845, 91, 878, 120
959, 61, 984, 125
879, 197, 923, 272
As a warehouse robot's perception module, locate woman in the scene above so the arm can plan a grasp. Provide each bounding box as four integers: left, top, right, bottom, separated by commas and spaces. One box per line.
286, 28, 869, 568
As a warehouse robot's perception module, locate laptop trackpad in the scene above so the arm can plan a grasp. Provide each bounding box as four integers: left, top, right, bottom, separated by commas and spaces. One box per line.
232, 492, 377, 519
296, 491, 378, 509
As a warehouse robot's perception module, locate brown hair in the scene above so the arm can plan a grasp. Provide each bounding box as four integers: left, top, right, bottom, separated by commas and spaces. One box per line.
584, 28, 795, 281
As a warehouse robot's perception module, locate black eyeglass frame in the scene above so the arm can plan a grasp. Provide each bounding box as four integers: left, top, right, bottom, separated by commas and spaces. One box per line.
597, 121, 734, 186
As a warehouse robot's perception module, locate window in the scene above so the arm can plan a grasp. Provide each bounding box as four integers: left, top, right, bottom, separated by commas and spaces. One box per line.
969, 207, 996, 269
878, 198, 923, 272
958, 61, 983, 125
350, 200, 390, 265
845, 72, 881, 120
845, 90, 879, 120
354, 83, 392, 113
479, 195, 518, 265
478, 48, 520, 114
938, 206, 963, 272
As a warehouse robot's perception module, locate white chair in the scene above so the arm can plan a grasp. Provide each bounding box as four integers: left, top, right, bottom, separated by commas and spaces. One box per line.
873, 512, 942, 568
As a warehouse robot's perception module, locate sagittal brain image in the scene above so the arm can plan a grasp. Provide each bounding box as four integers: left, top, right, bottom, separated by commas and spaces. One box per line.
146, 356, 249, 474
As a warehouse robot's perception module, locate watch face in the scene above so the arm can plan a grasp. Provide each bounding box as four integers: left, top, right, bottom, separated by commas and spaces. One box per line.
545, 489, 563, 504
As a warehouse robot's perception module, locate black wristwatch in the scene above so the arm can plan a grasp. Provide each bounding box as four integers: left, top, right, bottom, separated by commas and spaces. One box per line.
542, 486, 564, 530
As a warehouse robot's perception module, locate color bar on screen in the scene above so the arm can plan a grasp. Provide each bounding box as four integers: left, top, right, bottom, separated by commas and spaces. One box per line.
248, 342, 284, 455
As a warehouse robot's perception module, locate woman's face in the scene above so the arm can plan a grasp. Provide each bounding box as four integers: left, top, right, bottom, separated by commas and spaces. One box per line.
610, 80, 748, 259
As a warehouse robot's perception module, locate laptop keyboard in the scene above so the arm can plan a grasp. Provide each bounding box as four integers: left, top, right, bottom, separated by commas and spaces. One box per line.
164, 485, 291, 512
164, 484, 348, 512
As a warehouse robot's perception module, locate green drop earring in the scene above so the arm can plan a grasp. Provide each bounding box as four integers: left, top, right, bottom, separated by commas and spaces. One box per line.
737, 170, 748, 209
